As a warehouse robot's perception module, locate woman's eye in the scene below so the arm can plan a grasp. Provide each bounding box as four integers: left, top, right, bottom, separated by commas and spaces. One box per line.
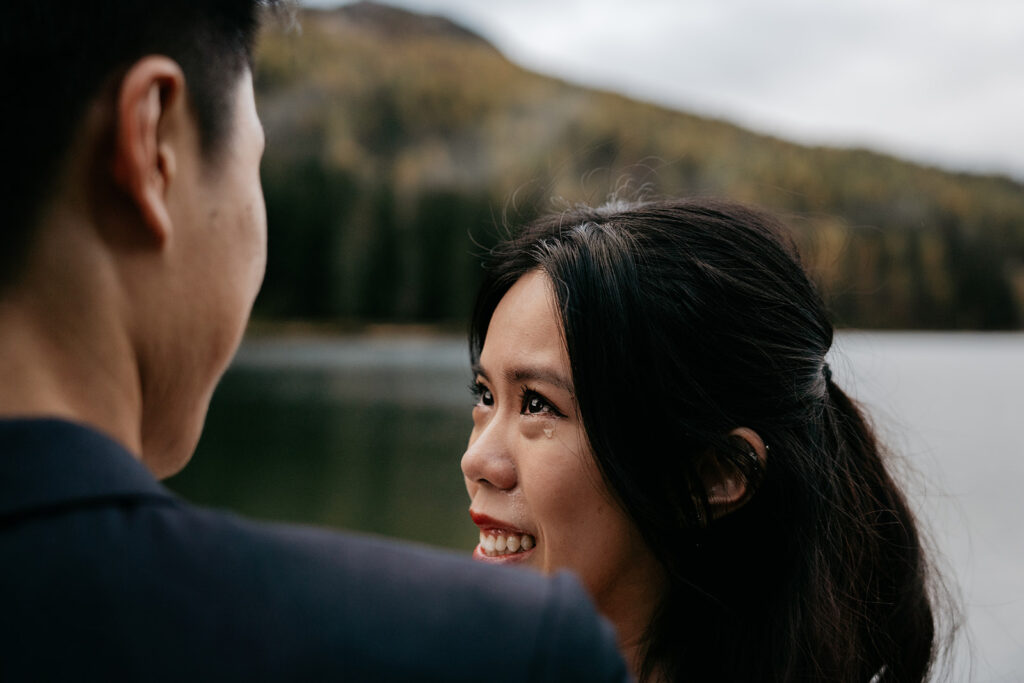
470, 382, 493, 407
521, 390, 556, 415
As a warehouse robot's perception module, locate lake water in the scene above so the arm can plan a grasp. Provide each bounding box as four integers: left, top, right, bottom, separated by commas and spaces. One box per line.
167, 331, 1024, 681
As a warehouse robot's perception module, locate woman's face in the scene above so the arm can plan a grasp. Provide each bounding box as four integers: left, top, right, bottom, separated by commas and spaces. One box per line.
462, 270, 664, 618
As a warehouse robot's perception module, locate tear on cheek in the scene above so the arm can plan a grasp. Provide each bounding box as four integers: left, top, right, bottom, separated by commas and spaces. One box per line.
522, 421, 555, 441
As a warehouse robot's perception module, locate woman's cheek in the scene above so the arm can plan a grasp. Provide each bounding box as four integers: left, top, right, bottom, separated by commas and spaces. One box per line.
520, 419, 555, 441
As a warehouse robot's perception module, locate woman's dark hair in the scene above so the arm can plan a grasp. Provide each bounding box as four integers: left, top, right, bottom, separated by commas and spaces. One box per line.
470, 198, 940, 682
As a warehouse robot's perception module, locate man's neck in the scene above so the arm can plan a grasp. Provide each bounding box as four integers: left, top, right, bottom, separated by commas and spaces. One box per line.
0, 259, 144, 459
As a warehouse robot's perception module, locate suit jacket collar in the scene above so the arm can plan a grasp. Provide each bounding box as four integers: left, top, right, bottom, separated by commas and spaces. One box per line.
0, 418, 173, 520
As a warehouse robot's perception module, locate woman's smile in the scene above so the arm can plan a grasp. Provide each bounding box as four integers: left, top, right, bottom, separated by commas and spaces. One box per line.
469, 510, 537, 563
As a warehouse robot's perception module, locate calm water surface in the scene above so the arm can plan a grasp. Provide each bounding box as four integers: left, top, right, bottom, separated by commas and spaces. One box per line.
167, 331, 1024, 681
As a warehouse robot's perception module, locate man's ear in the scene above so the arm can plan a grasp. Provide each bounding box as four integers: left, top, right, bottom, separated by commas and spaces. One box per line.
111, 56, 188, 245
699, 427, 768, 520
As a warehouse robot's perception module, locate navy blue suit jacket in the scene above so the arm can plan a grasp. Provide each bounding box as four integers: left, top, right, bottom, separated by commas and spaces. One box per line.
0, 419, 629, 682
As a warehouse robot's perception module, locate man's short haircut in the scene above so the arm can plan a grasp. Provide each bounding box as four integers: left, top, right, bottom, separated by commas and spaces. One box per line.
0, 1, 278, 288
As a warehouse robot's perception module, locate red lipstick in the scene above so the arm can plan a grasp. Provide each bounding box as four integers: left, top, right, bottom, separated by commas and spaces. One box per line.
470, 510, 527, 534
469, 509, 537, 565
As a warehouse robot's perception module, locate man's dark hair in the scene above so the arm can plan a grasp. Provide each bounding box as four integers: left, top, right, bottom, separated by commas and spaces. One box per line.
0, 0, 277, 288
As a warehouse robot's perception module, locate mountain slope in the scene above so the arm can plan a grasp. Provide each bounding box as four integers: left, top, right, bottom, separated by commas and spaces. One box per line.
254, 2, 1024, 329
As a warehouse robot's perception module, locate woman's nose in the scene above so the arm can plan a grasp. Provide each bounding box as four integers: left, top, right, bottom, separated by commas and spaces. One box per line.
461, 419, 516, 491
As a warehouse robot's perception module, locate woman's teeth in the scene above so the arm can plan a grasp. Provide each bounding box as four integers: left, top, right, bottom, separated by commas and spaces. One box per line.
479, 531, 535, 557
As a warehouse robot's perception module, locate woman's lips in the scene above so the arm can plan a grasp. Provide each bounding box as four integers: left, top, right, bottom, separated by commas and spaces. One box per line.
469, 511, 537, 563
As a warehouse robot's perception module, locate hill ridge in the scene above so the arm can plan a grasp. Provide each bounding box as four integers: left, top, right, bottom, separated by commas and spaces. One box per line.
253, 3, 1024, 330
316, 1, 495, 48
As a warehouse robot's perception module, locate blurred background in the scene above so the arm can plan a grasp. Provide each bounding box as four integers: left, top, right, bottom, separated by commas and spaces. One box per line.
166, 2, 1024, 679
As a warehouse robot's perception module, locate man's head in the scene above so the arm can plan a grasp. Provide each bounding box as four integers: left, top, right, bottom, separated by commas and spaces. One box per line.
2, 1, 273, 283
0, 1, 279, 476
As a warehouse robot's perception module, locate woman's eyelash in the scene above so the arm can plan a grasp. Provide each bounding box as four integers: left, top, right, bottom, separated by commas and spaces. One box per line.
519, 386, 565, 417
469, 381, 565, 416
469, 381, 493, 406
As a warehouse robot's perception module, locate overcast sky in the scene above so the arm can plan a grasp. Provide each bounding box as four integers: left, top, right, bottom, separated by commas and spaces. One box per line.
305, 0, 1024, 180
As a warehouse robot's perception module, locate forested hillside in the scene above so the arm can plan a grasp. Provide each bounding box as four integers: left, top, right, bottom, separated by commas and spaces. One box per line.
254, 1, 1024, 329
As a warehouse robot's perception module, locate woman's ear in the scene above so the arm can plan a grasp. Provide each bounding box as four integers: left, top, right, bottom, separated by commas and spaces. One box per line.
699, 427, 768, 519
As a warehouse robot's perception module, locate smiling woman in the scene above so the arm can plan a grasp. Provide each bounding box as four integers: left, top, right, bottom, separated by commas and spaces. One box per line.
461, 198, 946, 682
463, 271, 668, 650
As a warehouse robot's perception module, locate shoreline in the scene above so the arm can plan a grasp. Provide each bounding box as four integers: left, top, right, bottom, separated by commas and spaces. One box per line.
244, 318, 466, 340
244, 319, 1024, 341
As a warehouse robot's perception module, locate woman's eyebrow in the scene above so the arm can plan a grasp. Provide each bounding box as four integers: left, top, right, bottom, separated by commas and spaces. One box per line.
507, 366, 574, 394
472, 362, 574, 394
470, 363, 489, 382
